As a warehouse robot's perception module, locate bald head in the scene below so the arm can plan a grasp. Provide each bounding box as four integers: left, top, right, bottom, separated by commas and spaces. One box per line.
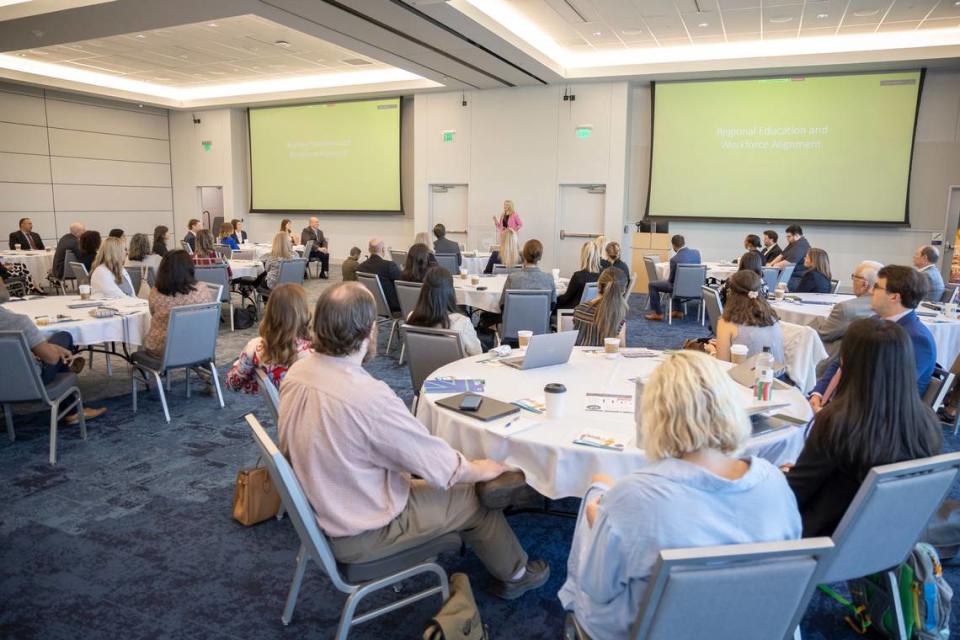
69, 222, 85, 237
312, 282, 377, 357
368, 238, 385, 256
309, 216, 319, 229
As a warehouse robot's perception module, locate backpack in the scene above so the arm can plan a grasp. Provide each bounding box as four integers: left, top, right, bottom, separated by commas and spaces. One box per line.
423, 573, 488, 640
822, 543, 953, 639
233, 305, 256, 330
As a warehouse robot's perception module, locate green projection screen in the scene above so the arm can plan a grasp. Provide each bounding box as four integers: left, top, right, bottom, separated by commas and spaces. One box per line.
648, 71, 923, 224
249, 98, 401, 213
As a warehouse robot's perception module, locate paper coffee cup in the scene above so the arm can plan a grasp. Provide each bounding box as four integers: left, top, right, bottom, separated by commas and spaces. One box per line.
604, 337, 620, 357
13, 244, 20, 251
518, 330, 533, 349
79, 284, 91, 300
944, 303, 958, 320
730, 344, 749, 364
459, 268, 468, 279
471, 275, 480, 286
544, 383, 567, 419
774, 289, 785, 302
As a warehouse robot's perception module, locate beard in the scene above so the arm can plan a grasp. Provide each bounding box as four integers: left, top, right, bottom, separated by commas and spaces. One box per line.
362, 321, 379, 364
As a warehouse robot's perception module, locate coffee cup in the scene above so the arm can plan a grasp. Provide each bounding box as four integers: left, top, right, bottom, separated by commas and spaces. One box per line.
544, 383, 567, 419
604, 337, 620, 358
945, 303, 958, 320
35, 315, 49, 326
79, 284, 91, 300
774, 287, 785, 302
13, 243, 21, 251
730, 344, 749, 364
459, 267, 468, 280
517, 330, 533, 349
470, 275, 480, 286
551, 268, 560, 281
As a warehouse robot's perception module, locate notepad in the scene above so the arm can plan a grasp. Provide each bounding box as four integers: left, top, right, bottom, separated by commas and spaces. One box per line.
573, 431, 627, 451
422, 378, 485, 394
584, 393, 634, 414
486, 417, 543, 438
512, 397, 546, 414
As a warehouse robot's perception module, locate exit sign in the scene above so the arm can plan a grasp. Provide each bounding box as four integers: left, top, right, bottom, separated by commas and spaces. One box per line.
201, 140, 212, 151
441, 130, 455, 143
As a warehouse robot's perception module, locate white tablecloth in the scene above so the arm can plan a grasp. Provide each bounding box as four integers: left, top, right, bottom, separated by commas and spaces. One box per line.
416, 348, 812, 499
460, 253, 491, 275
249, 243, 303, 258
228, 259, 263, 279
453, 274, 567, 313
771, 293, 855, 326
1, 295, 151, 347
0, 250, 55, 284
655, 260, 738, 282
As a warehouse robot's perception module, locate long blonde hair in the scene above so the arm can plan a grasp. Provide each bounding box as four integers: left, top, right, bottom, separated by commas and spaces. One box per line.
270, 232, 292, 260
91, 236, 126, 284
589, 267, 628, 341
503, 200, 516, 217
579, 241, 601, 273
260, 283, 311, 367
499, 228, 521, 267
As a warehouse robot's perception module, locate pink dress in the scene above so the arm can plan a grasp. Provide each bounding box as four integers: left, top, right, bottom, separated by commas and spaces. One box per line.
494, 213, 523, 234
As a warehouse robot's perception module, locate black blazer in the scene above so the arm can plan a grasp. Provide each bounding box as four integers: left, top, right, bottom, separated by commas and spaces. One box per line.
433, 237, 462, 267
52, 233, 80, 279
556, 269, 599, 309
763, 244, 782, 264
357, 254, 403, 312
183, 232, 196, 252
599, 258, 630, 280
231, 230, 247, 245
301, 227, 327, 251
9, 230, 44, 251
794, 270, 832, 294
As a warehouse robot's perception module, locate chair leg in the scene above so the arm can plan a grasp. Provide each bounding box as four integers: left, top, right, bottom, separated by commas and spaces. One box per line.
208, 363, 224, 409
3, 404, 13, 441
282, 545, 309, 626
229, 300, 235, 332
76, 391, 87, 441
336, 590, 363, 640
49, 400, 59, 465
886, 569, 909, 640
668, 298, 673, 325
154, 371, 171, 423
132, 370, 140, 412
398, 342, 406, 366
793, 626, 802, 640
185, 367, 191, 399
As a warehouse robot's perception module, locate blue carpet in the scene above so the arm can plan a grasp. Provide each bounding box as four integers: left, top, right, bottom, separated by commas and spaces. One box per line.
1, 294, 957, 639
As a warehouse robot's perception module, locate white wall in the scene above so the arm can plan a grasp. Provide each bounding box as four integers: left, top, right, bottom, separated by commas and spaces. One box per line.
0, 82, 172, 247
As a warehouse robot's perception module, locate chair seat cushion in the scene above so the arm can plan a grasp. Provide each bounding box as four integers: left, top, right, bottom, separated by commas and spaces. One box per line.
338, 533, 462, 583
45, 372, 78, 400
131, 350, 162, 371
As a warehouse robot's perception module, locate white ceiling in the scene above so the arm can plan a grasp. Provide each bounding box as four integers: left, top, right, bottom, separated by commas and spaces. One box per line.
0, 0, 113, 22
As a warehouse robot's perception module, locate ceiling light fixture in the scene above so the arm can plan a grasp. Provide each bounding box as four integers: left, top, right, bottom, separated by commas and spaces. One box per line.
592, 31, 602, 36
817, 13, 829, 18
207, 23, 219, 27
135, 34, 146, 39
768, 16, 794, 23
621, 29, 645, 35
0, 0, 33, 7
698, 22, 709, 27
853, 9, 880, 16
274, 40, 291, 48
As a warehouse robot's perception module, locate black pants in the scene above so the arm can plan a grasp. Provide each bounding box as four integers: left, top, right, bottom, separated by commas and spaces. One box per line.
310, 250, 329, 274
42, 331, 74, 384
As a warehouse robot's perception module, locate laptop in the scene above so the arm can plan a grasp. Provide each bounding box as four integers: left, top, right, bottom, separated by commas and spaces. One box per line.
500, 330, 578, 370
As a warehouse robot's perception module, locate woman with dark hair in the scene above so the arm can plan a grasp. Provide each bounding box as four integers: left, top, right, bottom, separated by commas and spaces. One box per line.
400, 243, 433, 283
794, 247, 833, 293
78, 230, 101, 272
144, 250, 212, 358
714, 270, 784, 362
599, 242, 630, 280
192, 229, 232, 277
719, 251, 769, 305
126, 232, 162, 272
786, 318, 942, 536
280, 218, 296, 247
152, 225, 169, 258
406, 266, 482, 355
573, 267, 629, 347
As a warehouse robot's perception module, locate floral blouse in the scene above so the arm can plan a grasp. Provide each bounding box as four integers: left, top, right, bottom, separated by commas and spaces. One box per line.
145, 286, 212, 357
226, 336, 312, 394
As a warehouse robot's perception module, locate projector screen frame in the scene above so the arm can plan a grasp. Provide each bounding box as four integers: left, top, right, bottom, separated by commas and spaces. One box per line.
247, 97, 405, 216
643, 68, 926, 228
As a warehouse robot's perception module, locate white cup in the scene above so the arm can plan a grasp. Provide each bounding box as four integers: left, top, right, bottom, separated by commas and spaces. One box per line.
517, 330, 533, 349
774, 287, 785, 302
604, 337, 620, 358
544, 383, 567, 419
459, 267, 468, 280
730, 344, 749, 364
945, 303, 958, 320
13, 244, 20, 251
551, 268, 560, 281
78, 284, 92, 300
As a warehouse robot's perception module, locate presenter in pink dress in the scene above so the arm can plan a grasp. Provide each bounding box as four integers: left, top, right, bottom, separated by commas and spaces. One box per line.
492, 200, 523, 235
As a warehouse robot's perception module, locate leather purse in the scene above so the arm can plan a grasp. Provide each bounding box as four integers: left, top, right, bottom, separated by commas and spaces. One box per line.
232, 460, 281, 526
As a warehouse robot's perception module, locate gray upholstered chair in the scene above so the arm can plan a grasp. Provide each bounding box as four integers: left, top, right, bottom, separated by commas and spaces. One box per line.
213, 244, 233, 260
435, 253, 458, 274
667, 264, 707, 326
130, 301, 224, 423
643, 256, 664, 310
245, 414, 458, 638
357, 272, 400, 355
492, 264, 520, 276
762, 267, 780, 293
401, 325, 465, 412
302, 240, 317, 278
194, 264, 234, 331
0, 331, 87, 464
124, 266, 145, 297
255, 369, 279, 424
277, 259, 307, 286
701, 285, 722, 335
777, 264, 795, 287
69, 260, 89, 287
390, 249, 407, 267
395, 280, 423, 365
500, 289, 551, 345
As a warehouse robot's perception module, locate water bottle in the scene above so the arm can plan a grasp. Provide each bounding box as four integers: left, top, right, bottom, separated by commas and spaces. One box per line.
754, 347, 774, 402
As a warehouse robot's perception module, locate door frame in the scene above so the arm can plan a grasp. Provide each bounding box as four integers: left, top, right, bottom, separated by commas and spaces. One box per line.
196, 185, 224, 231
556, 183, 607, 272
940, 185, 960, 283
428, 183, 469, 247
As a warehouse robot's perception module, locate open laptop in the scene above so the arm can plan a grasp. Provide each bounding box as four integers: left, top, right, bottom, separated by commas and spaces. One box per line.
500, 330, 578, 370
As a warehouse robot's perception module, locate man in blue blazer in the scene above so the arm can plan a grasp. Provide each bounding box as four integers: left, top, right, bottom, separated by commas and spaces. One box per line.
645, 235, 701, 321
809, 264, 936, 411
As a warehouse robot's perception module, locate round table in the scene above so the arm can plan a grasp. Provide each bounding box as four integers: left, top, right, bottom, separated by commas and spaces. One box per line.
0, 250, 55, 287
0, 295, 151, 348
228, 259, 263, 279
416, 348, 812, 499
460, 252, 491, 275
453, 274, 567, 313
656, 260, 738, 282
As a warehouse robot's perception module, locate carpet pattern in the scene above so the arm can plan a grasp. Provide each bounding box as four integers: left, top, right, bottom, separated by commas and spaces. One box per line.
1, 281, 958, 639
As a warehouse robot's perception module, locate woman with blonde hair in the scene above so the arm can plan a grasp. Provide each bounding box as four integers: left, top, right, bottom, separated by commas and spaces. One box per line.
714, 270, 784, 363
557, 240, 602, 309
560, 350, 801, 639
259, 231, 292, 292
794, 247, 832, 294
226, 283, 312, 393
573, 267, 628, 346
492, 199, 523, 234
90, 235, 135, 298
483, 228, 522, 274
412, 231, 438, 266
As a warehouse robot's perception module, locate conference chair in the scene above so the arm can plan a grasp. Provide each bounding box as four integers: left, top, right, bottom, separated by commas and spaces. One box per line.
941, 284, 958, 305
401, 326, 465, 413
302, 240, 317, 279
762, 267, 780, 294
667, 265, 708, 326
130, 301, 224, 423
195, 264, 235, 331
277, 259, 307, 286
924, 352, 960, 416
643, 256, 665, 310
492, 264, 520, 276
245, 414, 458, 638
702, 285, 723, 335
357, 272, 401, 355
124, 266, 145, 297
213, 244, 233, 260
624, 272, 637, 300
500, 289, 551, 345
232, 249, 255, 261
255, 369, 279, 425
435, 253, 458, 274
394, 280, 423, 365
181, 241, 194, 255
556, 308, 576, 333
815, 452, 960, 640
564, 538, 834, 640
0, 331, 87, 465
390, 249, 407, 267
776, 264, 795, 288
49, 249, 80, 294
580, 282, 599, 304
830, 279, 840, 294
68, 260, 89, 287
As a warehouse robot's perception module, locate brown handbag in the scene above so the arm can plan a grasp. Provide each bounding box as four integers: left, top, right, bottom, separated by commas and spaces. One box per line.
232, 460, 281, 526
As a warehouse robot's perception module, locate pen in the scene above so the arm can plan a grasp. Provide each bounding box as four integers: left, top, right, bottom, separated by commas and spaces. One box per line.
502, 418, 519, 430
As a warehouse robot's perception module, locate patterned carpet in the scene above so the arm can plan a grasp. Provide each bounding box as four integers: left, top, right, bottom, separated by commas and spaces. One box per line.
1, 279, 957, 639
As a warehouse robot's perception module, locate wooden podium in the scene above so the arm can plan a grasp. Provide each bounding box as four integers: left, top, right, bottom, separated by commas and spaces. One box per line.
630, 232, 672, 293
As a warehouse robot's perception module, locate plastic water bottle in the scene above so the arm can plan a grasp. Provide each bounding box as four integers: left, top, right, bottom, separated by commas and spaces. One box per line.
754, 347, 775, 402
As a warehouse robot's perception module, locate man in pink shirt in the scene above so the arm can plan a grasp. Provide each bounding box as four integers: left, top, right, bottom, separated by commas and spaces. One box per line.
279, 282, 549, 599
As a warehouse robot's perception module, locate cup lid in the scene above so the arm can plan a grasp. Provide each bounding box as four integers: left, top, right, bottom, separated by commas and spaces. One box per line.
544, 383, 566, 394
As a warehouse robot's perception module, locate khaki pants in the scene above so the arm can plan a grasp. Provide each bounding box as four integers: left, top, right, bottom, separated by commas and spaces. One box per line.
329, 480, 527, 581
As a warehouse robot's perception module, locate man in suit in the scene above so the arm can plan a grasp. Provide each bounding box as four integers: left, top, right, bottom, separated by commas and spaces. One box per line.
768, 224, 810, 290
809, 264, 936, 411
183, 218, 201, 253
52, 222, 85, 280
815, 260, 883, 363
9, 218, 44, 251
301, 217, 330, 279
913, 245, 945, 302
357, 237, 402, 312
645, 234, 701, 321
230, 219, 247, 245
432, 223, 462, 268
761, 229, 782, 264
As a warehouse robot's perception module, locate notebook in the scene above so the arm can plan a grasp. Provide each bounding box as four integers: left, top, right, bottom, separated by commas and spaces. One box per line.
435, 393, 520, 422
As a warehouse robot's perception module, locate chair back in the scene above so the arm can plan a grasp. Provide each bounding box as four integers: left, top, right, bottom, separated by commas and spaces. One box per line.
435, 253, 458, 274
245, 414, 352, 593
643, 255, 660, 284
390, 249, 407, 266
673, 265, 707, 298
357, 272, 392, 319
125, 266, 144, 296
580, 282, 599, 304
0, 331, 52, 403
702, 285, 723, 334
761, 267, 780, 293
214, 244, 233, 260
402, 326, 465, 394
160, 301, 222, 370
820, 452, 960, 584
277, 259, 307, 286
302, 240, 315, 259
942, 284, 958, 304
830, 279, 840, 294
624, 272, 637, 299
255, 369, 280, 423
69, 261, 89, 285
492, 264, 520, 276
395, 280, 423, 322
923, 376, 945, 409
181, 241, 194, 255
63, 250, 80, 280
777, 264, 795, 287
145, 266, 157, 288
501, 289, 551, 340
631, 538, 834, 640
194, 264, 231, 302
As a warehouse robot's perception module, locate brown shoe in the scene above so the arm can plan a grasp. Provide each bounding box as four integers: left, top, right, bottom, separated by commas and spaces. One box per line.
64, 406, 107, 425
476, 470, 540, 510
671, 311, 684, 319
489, 560, 551, 600
69, 356, 86, 374
644, 312, 664, 321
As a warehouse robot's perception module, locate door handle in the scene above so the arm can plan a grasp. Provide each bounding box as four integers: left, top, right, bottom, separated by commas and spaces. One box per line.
445, 229, 467, 234
560, 230, 602, 240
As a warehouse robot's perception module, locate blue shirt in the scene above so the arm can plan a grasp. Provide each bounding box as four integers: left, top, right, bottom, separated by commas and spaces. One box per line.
559, 456, 801, 640
220, 236, 240, 251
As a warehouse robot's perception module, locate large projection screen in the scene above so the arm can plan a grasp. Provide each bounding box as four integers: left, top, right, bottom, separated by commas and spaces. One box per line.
647, 71, 923, 225
249, 98, 401, 213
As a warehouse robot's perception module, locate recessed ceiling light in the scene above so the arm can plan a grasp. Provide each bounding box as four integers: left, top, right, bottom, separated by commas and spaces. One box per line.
769, 15, 794, 23
592, 31, 602, 36
621, 29, 645, 35
698, 22, 709, 27
135, 34, 146, 39
853, 8, 880, 16
817, 13, 829, 19
0, 0, 33, 7
207, 23, 218, 27
154, 76, 171, 81
274, 40, 291, 48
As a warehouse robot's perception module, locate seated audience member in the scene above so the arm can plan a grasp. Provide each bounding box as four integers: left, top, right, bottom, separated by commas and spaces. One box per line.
810, 264, 936, 410
357, 237, 403, 312
483, 228, 521, 274
78, 230, 101, 272
913, 244, 945, 302
52, 222, 84, 280
280, 218, 297, 248
719, 251, 767, 306
230, 219, 247, 245
152, 225, 169, 258
573, 267, 628, 347
499, 239, 556, 310
108, 228, 124, 240
226, 283, 312, 393
90, 236, 135, 299
125, 232, 162, 276
744, 234, 763, 261
768, 224, 810, 290
411, 232, 438, 267
815, 260, 882, 360
714, 270, 784, 363
183, 219, 200, 253
9, 217, 44, 250
787, 318, 942, 537
556, 241, 601, 309
144, 251, 212, 358
279, 282, 549, 598
407, 266, 483, 356
599, 242, 630, 280
645, 235, 701, 321
341, 246, 361, 282
432, 223, 462, 268
192, 229, 232, 278
400, 243, 433, 283
259, 232, 292, 292
559, 350, 801, 639
761, 229, 782, 264
793, 248, 832, 293
218, 223, 239, 251
301, 217, 330, 279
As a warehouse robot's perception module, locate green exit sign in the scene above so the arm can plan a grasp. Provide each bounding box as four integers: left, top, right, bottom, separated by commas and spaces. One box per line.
201, 140, 212, 151
441, 130, 455, 143
575, 126, 592, 139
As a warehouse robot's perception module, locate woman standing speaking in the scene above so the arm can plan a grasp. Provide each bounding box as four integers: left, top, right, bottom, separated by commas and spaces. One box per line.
492, 200, 523, 235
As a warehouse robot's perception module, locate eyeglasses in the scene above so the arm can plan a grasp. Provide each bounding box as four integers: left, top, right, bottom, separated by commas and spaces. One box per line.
850, 274, 866, 282
873, 284, 887, 291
